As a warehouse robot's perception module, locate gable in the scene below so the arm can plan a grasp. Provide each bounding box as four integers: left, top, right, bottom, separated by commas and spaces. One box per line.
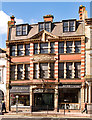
30, 30, 58, 42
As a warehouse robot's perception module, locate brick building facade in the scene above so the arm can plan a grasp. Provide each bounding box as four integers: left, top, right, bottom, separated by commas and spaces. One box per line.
6, 5, 92, 113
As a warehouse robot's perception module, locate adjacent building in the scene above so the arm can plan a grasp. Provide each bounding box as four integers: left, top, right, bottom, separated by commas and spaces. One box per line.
0, 48, 7, 103
6, 5, 92, 113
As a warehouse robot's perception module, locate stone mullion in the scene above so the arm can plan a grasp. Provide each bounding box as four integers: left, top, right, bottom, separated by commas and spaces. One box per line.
23, 64, 25, 80
15, 65, 17, 80
48, 63, 50, 78
48, 42, 50, 54
64, 62, 66, 79
72, 41, 75, 53
72, 62, 74, 78
15, 44, 17, 56
38, 63, 40, 79
64, 41, 66, 53
38, 43, 40, 54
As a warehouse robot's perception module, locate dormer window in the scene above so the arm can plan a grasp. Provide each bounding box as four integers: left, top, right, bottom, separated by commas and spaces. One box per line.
16, 24, 28, 36
39, 22, 51, 32
63, 20, 76, 32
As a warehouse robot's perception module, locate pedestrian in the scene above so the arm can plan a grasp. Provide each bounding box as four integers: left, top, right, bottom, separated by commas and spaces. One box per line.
1, 101, 6, 113
82, 101, 87, 114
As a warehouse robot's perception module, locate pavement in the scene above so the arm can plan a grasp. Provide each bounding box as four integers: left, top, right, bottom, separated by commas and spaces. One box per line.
1, 110, 92, 119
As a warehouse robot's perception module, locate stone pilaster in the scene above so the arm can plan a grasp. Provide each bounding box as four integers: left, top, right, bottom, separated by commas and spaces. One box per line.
54, 85, 58, 112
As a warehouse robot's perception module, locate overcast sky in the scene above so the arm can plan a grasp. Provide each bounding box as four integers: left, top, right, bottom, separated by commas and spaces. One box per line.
0, 2, 90, 48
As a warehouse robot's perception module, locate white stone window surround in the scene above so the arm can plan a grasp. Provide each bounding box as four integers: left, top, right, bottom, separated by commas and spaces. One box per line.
0, 66, 4, 84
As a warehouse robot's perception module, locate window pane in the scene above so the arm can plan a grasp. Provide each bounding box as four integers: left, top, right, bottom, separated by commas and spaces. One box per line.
10, 65, 16, 80
50, 63, 54, 78
66, 41, 73, 53
17, 65, 23, 79
63, 22, 68, 27
34, 43, 38, 54
25, 64, 30, 80
39, 24, 44, 32
23, 25, 27, 35
50, 42, 55, 53
66, 63, 72, 78
16, 26, 22, 35
45, 23, 50, 32
10, 45, 16, 56
58, 63, 64, 78
17, 45, 24, 56
40, 63, 48, 78
59, 42, 64, 53
69, 21, 75, 31
34, 64, 38, 79
40, 43, 48, 54
75, 62, 81, 78
75, 41, 81, 53
25, 44, 30, 55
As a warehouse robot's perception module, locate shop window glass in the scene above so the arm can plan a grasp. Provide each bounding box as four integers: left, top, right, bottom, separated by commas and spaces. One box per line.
11, 94, 30, 106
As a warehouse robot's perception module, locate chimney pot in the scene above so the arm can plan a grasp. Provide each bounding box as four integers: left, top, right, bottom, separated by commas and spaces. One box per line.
43, 14, 54, 22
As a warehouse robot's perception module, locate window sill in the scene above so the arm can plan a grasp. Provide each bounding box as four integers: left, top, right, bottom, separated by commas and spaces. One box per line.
59, 53, 81, 55
59, 78, 81, 80
10, 55, 30, 58
33, 78, 56, 80
10, 79, 30, 81
34, 53, 56, 55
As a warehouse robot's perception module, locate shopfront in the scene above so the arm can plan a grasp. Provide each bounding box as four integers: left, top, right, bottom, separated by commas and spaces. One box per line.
33, 88, 54, 111
59, 84, 81, 110
10, 86, 30, 111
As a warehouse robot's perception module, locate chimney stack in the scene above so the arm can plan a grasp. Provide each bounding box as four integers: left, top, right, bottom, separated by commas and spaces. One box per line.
79, 5, 88, 20
43, 15, 54, 22
8, 15, 16, 27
